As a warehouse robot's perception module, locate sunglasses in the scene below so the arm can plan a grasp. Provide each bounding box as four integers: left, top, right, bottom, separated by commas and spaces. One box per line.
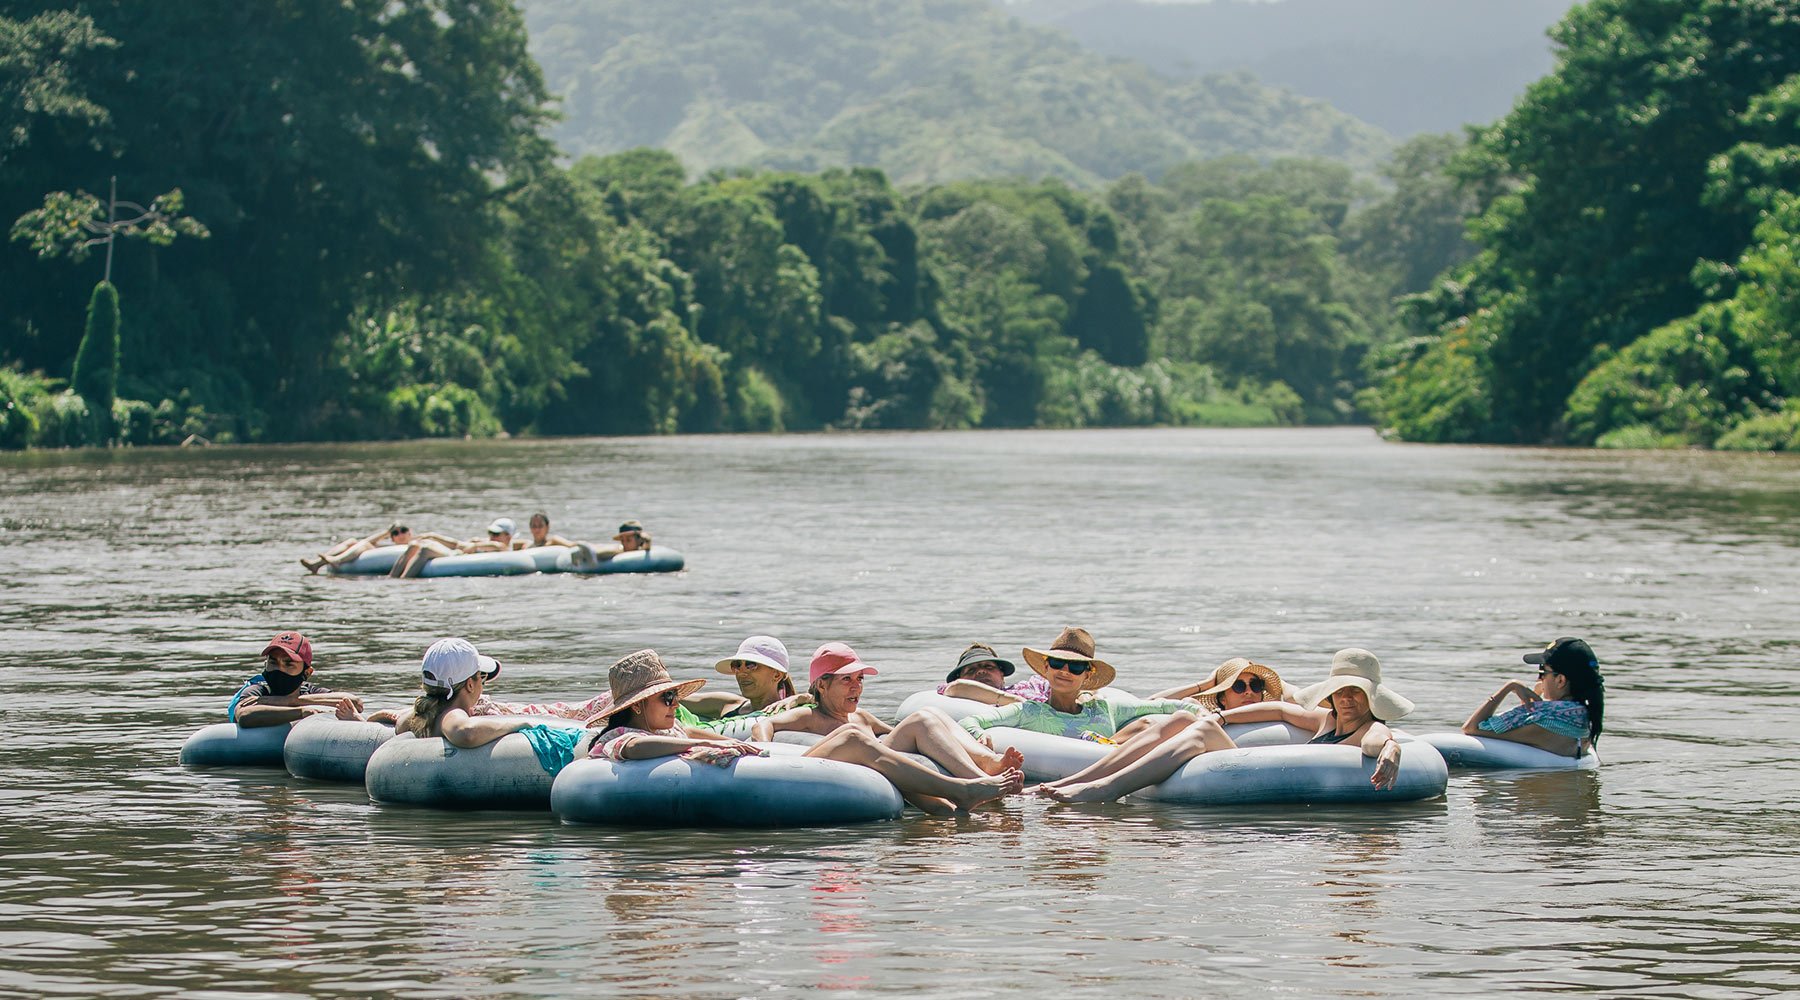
1230, 676, 1267, 695
1536, 667, 1557, 679
1045, 658, 1093, 676
657, 690, 681, 707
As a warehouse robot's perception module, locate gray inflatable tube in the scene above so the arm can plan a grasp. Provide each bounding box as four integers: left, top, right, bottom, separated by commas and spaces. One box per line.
180, 722, 291, 767
552, 547, 685, 575
553, 742, 904, 827
1132, 742, 1449, 805
1416, 732, 1599, 770
329, 548, 538, 577
980, 722, 1312, 783
284, 716, 397, 783
895, 686, 1142, 723
364, 723, 583, 810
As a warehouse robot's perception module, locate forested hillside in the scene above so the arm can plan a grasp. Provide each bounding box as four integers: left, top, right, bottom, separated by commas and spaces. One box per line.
1365, 0, 1800, 450
521, 0, 1393, 185
1007, 0, 1574, 136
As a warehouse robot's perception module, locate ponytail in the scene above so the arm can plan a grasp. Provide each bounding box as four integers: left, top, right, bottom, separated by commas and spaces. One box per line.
405, 680, 469, 738
1559, 662, 1606, 747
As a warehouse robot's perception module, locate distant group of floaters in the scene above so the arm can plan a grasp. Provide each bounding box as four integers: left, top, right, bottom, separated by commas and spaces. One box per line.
299, 513, 652, 578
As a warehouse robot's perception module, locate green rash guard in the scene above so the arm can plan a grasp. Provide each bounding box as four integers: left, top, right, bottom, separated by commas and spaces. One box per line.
960, 696, 1196, 739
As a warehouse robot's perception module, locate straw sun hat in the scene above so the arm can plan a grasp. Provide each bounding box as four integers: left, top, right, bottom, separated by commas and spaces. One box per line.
606, 649, 706, 718
1294, 648, 1414, 721
1191, 657, 1286, 712
1020, 626, 1116, 691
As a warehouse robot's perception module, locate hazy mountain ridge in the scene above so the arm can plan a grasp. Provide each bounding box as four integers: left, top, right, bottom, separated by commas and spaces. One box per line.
1007, 0, 1575, 135
523, 0, 1394, 184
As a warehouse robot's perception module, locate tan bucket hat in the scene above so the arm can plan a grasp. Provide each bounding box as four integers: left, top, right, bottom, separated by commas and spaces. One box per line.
1191, 657, 1287, 712
1020, 626, 1116, 691
1294, 648, 1414, 721
606, 649, 706, 719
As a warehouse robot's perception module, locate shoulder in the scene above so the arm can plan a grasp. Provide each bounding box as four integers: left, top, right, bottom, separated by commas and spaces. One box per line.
299, 681, 331, 695
233, 675, 271, 696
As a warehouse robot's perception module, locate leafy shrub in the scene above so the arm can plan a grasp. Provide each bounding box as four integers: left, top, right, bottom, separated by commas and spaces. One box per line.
0, 367, 55, 449
111, 398, 154, 445
385, 383, 502, 439
1714, 404, 1800, 451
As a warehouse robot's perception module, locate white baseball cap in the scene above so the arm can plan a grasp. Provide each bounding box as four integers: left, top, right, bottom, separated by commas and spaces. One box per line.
487, 517, 516, 536
420, 637, 500, 692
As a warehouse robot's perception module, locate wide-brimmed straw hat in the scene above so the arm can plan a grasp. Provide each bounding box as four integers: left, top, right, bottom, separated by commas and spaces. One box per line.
944, 643, 1017, 685
606, 649, 706, 718
1294, 648, 1414, 721
1021, 626, 1115, 691
1191, 657, 1287, 712
715, 635, 791, 677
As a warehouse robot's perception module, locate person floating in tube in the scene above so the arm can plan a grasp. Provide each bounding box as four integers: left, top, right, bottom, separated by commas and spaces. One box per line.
229, 630, 392, 727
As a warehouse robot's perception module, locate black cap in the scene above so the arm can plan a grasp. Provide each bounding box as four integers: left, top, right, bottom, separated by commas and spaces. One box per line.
945, 645, 1017, 685
1524, 637, 1597, 673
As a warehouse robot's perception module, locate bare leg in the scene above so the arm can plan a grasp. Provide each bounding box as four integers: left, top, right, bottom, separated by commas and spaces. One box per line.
884, 709, 1020, 778
1112, 716, 1159, 742
1040, 712, 1201, 791
805, 728, 1022, 810
323, 539, 375, 568
1042, 720, 1235, 804
389, 541, 449, 578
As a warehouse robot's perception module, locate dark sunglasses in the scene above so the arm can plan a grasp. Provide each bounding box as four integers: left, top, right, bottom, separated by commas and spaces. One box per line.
1231, 676, 1267, 695
657, 690, 681, 707
1045, 658, 1093, 676
1536, 667, 1557, 679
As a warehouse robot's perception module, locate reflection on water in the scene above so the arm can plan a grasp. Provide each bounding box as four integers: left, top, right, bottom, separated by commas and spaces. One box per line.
2, 428, 1798, 997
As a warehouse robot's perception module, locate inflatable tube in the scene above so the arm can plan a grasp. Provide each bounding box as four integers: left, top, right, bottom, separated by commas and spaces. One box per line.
179, 722, 291, 767
553, 745, 904, 828
1416, 732, 1599, 771
365, 722, 585, 810
283, 716, 397, 783
523, 545, 572, 572
551, 547, 685, 575
1132, 742, 1449, 806
417, 551, 539, 577
326, 546, 404, 575
977, 721, 1313, 783
326, 548, 538, 577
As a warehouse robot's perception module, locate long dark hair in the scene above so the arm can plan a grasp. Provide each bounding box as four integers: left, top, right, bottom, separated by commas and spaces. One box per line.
405, 681, 468, 738
1557, 661, 1605, 747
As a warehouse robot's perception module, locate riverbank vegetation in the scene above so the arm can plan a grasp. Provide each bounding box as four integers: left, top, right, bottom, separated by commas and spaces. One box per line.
4, 0, 1798, 451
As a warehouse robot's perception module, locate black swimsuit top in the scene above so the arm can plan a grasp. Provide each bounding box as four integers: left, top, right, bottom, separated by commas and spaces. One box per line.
1308, 727, 1358, 745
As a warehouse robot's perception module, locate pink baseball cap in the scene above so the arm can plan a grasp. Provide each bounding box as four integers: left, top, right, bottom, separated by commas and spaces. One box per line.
262, 630, 313, 667
809, 642, 878, 684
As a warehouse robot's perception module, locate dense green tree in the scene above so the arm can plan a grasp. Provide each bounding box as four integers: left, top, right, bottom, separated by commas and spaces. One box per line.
70, 279, 117, 419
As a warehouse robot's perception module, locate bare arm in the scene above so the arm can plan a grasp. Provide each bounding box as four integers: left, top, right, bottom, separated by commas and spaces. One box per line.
1148, 680, 1205, 701
1359, 722, 1401, 790
752, 707, 811, 741
439, 708, 532, 748
682, 692, 751, 719
941, 679, 1023, 705
415, 531, 462, 546
859, 711, 892, 737
1217, 701, 1327, 729
1461, 681, 1537, 735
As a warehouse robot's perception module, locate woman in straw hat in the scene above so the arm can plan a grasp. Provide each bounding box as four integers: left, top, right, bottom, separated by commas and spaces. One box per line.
588, 650, 769, 766
1036, 648, 1412, 803
958, 627, 1194, 742
1107, 657, 1294, 743
1460, 636, 1605, 758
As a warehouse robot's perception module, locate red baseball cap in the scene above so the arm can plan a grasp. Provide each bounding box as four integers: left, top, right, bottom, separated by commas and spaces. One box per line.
809, 642, 878, 684
262, 630, 313, 667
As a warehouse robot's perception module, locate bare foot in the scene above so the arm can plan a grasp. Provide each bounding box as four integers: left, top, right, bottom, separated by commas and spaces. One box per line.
977, 745, 1026, 776
1040, 781, 1113, 804
300, 556, 325, 574
948, 767, 1025, 810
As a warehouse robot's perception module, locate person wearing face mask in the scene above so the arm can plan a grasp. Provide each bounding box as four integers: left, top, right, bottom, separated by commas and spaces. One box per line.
229, 631, 380, 726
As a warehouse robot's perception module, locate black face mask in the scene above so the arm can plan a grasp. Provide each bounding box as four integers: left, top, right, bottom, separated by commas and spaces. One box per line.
264, 668, 307, 696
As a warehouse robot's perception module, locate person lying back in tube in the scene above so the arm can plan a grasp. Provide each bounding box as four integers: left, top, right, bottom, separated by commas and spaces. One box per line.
1105, 656, 1298, 742
391, 638, 538, 748
300, 523, 464, 574
936, 643, 1054, 706
1033, 648, 1411, 803
1461, 636, 1605, 758
389, 516, 519, 578
751, 643, 1023, 815
956, 627, 1193, 744
229, 630, 391, 727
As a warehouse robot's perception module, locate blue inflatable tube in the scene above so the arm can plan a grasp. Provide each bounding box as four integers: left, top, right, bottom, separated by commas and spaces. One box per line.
1132, 742, 1449, 806
284, 717, 397, 783
552, 547, 685, 575
552, 743, 905, 827
1415, 732, 1599, 770
179, 722, 291, 767
982, 722, 1313, 783
364, 721, 587, 810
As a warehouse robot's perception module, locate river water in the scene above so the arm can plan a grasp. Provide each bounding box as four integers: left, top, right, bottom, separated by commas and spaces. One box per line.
1, 427, 1796, 998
